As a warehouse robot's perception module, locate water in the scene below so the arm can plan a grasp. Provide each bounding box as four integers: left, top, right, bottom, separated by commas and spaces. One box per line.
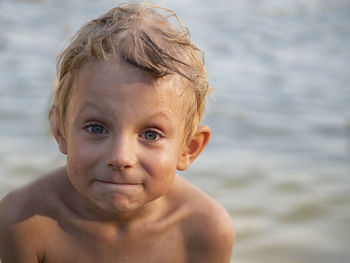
1, 0, 350, 262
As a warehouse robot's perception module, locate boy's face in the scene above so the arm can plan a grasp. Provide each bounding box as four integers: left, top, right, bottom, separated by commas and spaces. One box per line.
60, 60, 188, 215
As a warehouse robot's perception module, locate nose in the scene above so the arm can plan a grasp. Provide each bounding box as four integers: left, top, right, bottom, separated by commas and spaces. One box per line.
105, 134, 137, 170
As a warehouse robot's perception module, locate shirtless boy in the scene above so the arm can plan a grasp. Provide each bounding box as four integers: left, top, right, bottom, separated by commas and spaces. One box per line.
0, 2, 234, 262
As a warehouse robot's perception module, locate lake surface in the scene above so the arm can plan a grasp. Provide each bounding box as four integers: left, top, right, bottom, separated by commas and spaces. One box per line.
0, 0, 349, 262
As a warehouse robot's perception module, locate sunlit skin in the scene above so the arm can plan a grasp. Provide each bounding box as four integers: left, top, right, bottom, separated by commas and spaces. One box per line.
0, 60, 234, 263
62, 60, 189, 219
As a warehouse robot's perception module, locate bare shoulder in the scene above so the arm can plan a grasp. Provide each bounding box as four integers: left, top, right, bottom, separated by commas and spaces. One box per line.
0, 166, 67, 262
172, 176, 235, 263
0, 166, 66, 221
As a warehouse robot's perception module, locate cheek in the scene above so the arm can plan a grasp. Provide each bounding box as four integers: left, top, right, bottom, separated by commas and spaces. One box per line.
66, 143, 103, 193
142, 145, 180, 180
66, 137, 105, 174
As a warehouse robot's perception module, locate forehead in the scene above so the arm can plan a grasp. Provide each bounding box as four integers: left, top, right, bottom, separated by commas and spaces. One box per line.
70, 60, 189, 115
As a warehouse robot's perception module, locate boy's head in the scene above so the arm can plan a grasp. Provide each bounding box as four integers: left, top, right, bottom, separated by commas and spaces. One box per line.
50, 2, 210, 144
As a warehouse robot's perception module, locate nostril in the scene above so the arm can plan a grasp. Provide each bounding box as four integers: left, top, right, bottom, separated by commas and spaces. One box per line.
105, 152, 137, 170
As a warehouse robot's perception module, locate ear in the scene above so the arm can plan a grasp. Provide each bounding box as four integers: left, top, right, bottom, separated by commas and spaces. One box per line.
49, 107, 68, 155
177, 125, 211, 171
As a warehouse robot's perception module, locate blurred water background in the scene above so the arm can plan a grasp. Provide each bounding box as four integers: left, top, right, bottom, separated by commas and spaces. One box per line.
0, 0, 350, 262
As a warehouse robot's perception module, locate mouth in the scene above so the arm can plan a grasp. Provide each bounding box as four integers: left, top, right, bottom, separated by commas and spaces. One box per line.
95, 179, 141, 186
94, 179, 144, 194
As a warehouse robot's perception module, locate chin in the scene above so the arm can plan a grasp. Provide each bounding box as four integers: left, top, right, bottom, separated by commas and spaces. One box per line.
93, 193, 144, 216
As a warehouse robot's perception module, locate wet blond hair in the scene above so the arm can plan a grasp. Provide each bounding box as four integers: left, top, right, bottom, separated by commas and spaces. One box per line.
50, 2, 210, 143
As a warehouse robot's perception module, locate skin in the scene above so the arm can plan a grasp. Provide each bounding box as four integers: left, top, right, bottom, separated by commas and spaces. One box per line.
0, 60, 234, 263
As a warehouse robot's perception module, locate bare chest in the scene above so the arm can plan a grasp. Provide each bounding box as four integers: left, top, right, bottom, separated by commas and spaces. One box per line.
42, 220, 187, 263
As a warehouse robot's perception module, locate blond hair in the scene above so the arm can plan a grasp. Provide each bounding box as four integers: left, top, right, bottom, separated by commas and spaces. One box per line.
50, 2, 210, 143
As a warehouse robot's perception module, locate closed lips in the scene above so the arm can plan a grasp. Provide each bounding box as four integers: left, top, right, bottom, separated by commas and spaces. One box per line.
96, 179, 141, 185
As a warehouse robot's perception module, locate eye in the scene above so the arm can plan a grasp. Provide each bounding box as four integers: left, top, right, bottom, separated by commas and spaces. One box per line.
140, 130, 161, 141
85, 123, 108, 134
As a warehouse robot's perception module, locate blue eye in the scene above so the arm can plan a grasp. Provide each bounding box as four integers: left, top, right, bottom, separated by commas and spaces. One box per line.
86, 124, 107, 134
142, 130, 160, 141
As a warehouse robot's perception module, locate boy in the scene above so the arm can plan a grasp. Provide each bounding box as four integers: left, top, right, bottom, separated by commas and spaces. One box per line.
0, 2, 234, 262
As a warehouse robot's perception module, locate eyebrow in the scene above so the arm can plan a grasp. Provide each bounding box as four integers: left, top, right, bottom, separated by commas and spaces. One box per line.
76, 101, 174, 122
145, 110, 173, 120
75, 101, 114, 116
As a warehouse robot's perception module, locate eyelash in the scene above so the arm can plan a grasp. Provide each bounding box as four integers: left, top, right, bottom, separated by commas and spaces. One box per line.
84, 122, 109, 135
84, 122, 164, 142
83, 123, 164, 142
139, 129, 163, 142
